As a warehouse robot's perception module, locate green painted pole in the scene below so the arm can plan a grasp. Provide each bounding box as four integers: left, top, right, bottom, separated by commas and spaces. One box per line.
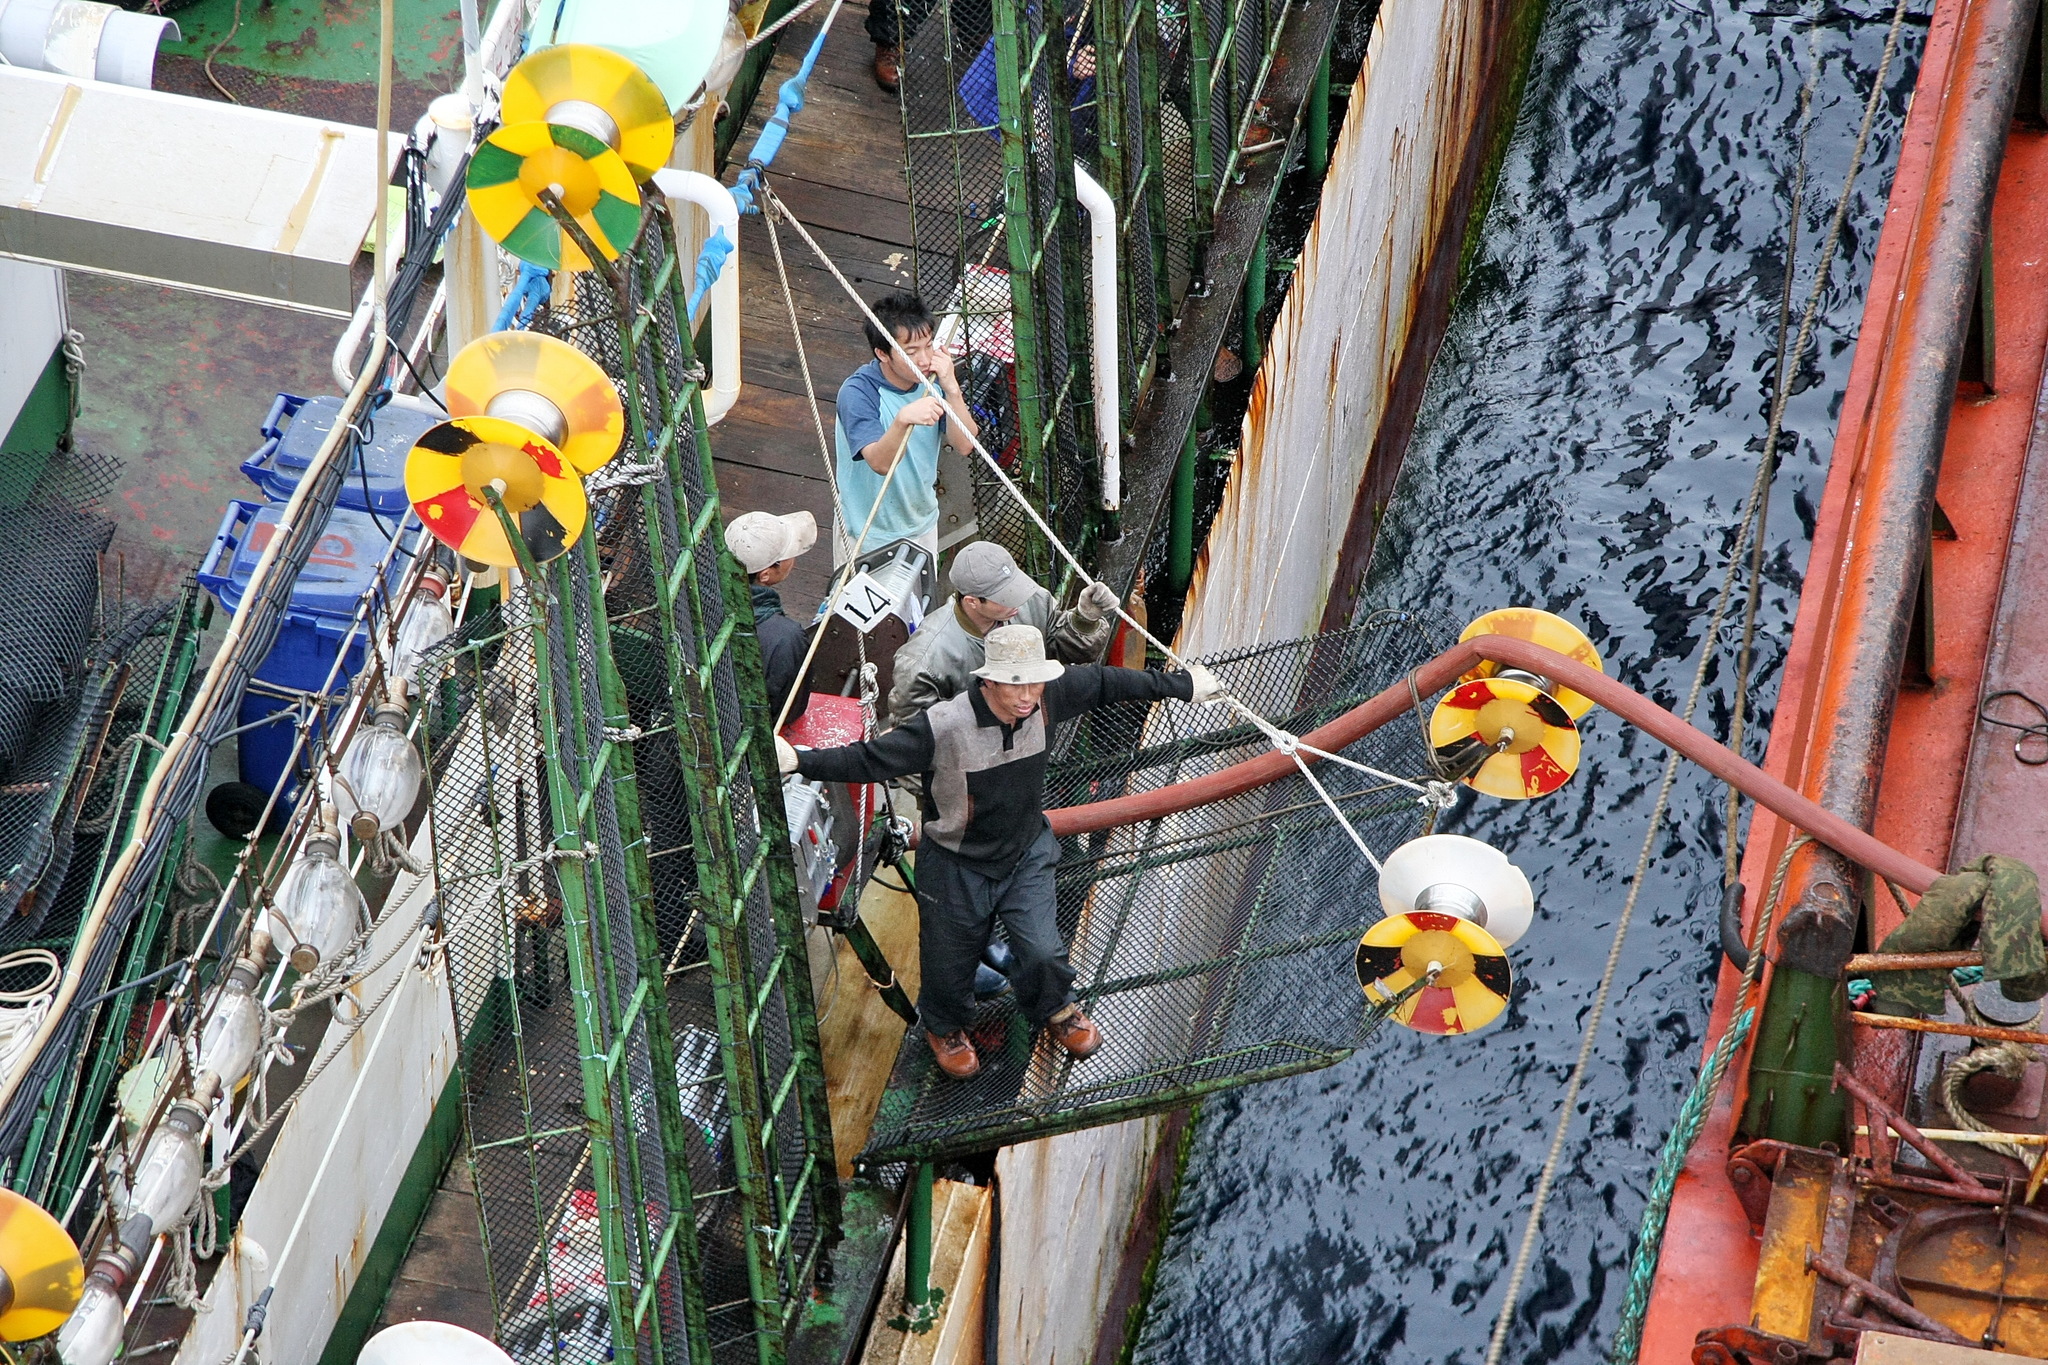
905, 1161, 935, 1310
841, 917, 919, 1025
1170, 429, 1197, 593
1243, 230, 1268, 371
1308, 47, 1331, 179
484, 488, 639, 1365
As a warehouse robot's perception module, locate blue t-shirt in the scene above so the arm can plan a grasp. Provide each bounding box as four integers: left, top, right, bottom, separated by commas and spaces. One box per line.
833, 360, 947, 546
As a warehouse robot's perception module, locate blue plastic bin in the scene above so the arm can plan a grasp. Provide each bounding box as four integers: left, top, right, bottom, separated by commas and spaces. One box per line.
240, 392, 440, 518
197, 498, 414, 802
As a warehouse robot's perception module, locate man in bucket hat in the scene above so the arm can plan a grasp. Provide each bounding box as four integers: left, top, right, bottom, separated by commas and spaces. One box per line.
887, 539, 1121, 726
725, 509, 819, 721
777, 623, 1223, 1078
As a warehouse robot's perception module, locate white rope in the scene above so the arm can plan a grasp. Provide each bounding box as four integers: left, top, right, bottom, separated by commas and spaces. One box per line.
0, 948, 60, 1090
760, 186, 1415, 865
1287, 750, 1381, 874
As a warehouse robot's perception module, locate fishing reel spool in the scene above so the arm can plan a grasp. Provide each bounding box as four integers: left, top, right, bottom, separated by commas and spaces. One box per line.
0, 1187, 84, 1341
1355, 912, 1513, 1036
445, 332, 625, 476
405, 415, 588, 569
1377, 833, 1535, 948
1428, 607, 1604, 800
466, 45, 674, 271
359, 1320, 516, 1365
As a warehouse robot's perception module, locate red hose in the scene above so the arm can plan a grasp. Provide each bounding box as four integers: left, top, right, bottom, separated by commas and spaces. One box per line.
1046, 634, 1943, 895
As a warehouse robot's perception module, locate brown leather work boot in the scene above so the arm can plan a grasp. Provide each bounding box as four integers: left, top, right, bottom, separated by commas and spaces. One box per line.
873, 43, 902, 93
1046, 1005, 1102, 1058
926, 1029, 980, 1079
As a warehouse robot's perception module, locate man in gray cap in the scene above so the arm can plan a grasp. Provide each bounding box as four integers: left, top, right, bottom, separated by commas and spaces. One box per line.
777, 623, 1222, 1078
886, 539, 1122, 726
725, 509, 819, 722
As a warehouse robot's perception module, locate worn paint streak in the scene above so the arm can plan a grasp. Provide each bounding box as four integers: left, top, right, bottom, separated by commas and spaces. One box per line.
1176, 0, 1499, 658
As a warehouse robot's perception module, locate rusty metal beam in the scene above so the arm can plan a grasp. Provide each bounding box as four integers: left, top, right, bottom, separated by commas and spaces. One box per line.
1090, 0, 1343, 596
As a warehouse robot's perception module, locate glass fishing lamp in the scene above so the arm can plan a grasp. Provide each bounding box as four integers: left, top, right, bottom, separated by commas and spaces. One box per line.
1377, 834, 1536, 949
271, 805, 369, 973
54, 1217, 149, 1365
196, 933, 269, 1090
337, 689, 423, 844
391, 562, 455, 682
119, 1092, 210, 1235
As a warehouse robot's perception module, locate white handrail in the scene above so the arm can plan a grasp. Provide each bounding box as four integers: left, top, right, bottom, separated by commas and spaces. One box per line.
1073, 162, 1121, 510
653, 167, 744, 425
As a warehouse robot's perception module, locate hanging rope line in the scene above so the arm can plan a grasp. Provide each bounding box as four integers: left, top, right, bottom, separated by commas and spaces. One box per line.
759, 185, 1416, 868
1484, 2, 1910, 1357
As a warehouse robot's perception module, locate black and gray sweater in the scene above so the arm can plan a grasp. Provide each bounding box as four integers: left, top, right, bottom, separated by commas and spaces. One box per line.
795, 665, 1194, 876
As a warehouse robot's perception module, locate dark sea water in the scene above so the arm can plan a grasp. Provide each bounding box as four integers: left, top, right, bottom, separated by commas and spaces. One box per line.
1133, 2, 1928, 1360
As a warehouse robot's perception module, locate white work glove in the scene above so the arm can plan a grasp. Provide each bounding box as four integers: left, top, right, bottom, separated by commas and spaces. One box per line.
1076, 580, 1120, 623
775, 736, 800, 775
1185, 662, 1224, 705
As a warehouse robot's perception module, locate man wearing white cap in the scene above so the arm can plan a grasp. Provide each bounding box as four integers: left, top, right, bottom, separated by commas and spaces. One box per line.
776, 623, 1223, 1079
725, 509, 819, 722
886, 539, 1121, 726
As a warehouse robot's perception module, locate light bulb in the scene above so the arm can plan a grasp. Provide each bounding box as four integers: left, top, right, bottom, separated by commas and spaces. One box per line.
392, 567, 455, 682
55, 1278, 124, 1365
120, 1099, 205, 1235
198, 956, 264, 1089
273, 812, 368, 973
337, 702, 423, 844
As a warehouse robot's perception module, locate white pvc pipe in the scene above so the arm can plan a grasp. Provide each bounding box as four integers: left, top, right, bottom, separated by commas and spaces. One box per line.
0, 0, 179, 88
1072, 162, 1120, 511
652, 167, 743, 426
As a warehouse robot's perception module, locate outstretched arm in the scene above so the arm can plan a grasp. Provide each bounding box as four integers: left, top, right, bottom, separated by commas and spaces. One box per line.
795, 712, 937, 784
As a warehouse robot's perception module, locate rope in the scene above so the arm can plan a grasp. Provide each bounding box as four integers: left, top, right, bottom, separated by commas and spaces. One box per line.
761, 189, 851, 562
0, 949, 60, 1089
759, 185, 1414, 865
1608, 835, 1809, 1360
1495, 2, 1911, 1356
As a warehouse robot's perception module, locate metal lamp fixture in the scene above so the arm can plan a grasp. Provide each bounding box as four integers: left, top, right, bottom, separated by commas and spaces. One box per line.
271, 805, 369, 973
1376, 834, 1536, 948
337, 697, 423, 843
391, 563, 455, 682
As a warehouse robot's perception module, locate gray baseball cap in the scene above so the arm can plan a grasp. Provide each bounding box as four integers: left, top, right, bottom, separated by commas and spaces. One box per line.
948, 540, 1039, 611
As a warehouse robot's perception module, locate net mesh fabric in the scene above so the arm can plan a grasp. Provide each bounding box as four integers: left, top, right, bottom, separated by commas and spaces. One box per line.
862, 611, 1452, 1161
432, 217, 825, 1364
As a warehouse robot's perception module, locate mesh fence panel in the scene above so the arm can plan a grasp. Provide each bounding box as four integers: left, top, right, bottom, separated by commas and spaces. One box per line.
863, 611, 1452, 1161
436, 209, 832, 1365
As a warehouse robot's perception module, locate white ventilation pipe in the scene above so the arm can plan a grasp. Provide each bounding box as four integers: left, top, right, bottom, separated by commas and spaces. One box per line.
0, 0, 178, 88
652, 168, 743, 426
1072, 162, 1120, 511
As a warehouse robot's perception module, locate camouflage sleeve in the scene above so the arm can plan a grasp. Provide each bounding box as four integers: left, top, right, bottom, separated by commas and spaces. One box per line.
1047, 603, 1115, 663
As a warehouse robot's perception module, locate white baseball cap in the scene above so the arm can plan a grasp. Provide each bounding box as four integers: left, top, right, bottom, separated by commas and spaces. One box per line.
725, 510, 818, 575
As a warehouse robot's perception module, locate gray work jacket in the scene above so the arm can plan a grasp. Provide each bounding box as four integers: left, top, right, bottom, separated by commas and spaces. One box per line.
885, 589, 1114, 727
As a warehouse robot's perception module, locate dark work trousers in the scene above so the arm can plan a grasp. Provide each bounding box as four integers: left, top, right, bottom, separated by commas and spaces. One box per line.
915, 825, 1075, 1037
865, 0, 939, 49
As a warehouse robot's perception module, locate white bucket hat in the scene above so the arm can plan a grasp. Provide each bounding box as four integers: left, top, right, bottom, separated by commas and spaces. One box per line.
725, 510, 818, 575
973, 623, 1065, 684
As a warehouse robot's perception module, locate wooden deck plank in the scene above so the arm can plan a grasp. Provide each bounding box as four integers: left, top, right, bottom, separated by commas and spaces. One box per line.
818, 875, 922, 1178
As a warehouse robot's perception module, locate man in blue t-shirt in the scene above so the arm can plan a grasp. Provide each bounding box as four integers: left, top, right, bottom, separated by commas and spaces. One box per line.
832, 294, 980, 565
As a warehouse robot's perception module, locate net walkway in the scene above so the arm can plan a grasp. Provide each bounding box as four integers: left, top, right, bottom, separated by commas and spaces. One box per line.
862, 610, 1448, 1162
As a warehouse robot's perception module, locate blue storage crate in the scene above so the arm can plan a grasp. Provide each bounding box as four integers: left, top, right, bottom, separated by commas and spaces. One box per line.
198, 498, 415, 802
240, 392, 440, 518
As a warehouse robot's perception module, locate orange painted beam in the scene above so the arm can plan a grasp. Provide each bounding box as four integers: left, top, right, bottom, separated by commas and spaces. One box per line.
1636, 3, 2048, 1358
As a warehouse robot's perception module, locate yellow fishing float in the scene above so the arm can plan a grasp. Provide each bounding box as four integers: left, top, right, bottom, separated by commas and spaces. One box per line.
404, 416, 588, 569
445, 332, 624, 476
1455, 606, 1606, 719
0, 1187, 83, 1341
501, 43, 676, 182
464, 120, 642, 272
1355, 911, 1513, 1036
